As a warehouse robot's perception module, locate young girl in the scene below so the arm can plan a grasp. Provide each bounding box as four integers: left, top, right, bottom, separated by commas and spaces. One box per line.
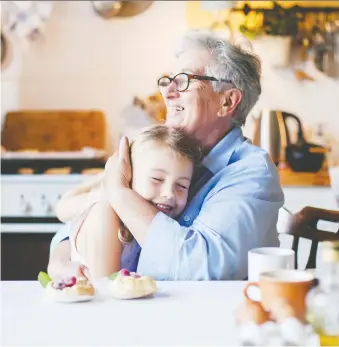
52, 125, 202, 279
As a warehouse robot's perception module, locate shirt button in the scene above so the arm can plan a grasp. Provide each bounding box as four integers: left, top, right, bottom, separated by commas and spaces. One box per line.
183, 215, 190, 222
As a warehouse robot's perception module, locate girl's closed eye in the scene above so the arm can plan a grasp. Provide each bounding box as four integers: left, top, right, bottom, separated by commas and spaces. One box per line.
176, 183, 188, 190
151, 177, 163, 182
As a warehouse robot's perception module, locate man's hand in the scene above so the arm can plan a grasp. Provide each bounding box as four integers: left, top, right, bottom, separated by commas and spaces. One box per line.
102, 135, 157, 246
104, 136, 132, 204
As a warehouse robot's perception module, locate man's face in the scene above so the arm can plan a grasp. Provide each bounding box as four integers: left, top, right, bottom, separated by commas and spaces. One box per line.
162, 48, 223, 142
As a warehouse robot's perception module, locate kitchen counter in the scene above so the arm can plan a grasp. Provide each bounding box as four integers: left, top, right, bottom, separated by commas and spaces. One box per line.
1, 281, 245, 346
278, 167, 330, 187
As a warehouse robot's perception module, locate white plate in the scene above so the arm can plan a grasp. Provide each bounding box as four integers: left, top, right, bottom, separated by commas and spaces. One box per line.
47, 292, 95, 303
45, 284, 95, 303
109, 290, 156, 300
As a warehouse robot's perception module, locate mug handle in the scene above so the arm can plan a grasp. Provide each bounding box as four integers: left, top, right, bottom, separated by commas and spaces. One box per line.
244, 282, 260, 301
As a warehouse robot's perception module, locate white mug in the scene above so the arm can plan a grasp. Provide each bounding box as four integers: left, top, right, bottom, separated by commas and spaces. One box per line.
248, 247, 295, 281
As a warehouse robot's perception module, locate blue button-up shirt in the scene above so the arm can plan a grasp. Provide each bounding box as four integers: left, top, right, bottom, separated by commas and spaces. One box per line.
51, 128, 284, 280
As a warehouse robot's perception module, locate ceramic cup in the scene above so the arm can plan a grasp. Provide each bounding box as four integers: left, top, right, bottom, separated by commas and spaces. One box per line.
248, 247, 295, 281
244, 269, 314, 322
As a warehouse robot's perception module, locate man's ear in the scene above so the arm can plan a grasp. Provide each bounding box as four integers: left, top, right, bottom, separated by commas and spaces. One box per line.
217, 89, 242, 118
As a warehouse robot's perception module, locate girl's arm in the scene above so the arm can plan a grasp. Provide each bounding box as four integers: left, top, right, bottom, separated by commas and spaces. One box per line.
75, 200, 122, 279
55, 172, 105, 222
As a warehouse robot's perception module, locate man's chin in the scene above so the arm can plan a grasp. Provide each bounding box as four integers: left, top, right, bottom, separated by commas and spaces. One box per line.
165, 117, 185, 130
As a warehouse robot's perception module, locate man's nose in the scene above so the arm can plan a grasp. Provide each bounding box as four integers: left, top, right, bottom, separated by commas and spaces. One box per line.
161, 81, 180, 100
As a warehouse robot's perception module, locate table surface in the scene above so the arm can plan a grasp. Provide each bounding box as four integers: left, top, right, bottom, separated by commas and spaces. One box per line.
1, 281, 246, 346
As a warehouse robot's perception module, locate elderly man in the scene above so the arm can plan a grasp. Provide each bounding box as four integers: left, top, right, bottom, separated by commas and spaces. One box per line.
49, 30, 284, 280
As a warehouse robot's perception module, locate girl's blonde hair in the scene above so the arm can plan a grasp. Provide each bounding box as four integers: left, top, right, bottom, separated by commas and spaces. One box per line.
118, 125, 202, 244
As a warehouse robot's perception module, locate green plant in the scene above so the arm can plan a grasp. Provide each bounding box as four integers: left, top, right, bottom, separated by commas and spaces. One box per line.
239, 24, 265, 40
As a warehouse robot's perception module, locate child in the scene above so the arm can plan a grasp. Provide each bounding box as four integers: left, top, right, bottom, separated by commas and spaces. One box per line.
53, 125, 202, 279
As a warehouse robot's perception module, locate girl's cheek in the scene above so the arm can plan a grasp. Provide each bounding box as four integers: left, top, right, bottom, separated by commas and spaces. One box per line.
135, 180, 158, 200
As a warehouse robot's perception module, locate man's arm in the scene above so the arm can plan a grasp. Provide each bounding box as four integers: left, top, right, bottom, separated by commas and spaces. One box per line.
112, 186, 283, 280
110, 187, 158, 246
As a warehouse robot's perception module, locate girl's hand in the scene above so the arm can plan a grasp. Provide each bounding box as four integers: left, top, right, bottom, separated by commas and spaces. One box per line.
48, 259, 91, 282
62, 261, 91, 280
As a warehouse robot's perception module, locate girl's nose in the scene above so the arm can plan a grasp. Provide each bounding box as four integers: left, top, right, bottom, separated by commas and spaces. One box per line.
161, 183, 175, 202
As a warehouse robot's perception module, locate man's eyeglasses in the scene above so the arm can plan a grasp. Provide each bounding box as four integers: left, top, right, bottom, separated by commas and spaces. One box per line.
157, 72, 232, 92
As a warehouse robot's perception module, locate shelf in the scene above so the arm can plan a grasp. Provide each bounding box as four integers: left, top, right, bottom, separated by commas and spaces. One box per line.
232, 4, 339, 15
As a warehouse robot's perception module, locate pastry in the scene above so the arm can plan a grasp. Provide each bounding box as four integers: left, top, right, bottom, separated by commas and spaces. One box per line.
108, 269, 157, 299
38, 272, 95, 303
46, 277, 95, 303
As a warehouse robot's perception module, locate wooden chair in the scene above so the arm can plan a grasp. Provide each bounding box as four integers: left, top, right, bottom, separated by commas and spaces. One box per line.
279, 206, 339, 269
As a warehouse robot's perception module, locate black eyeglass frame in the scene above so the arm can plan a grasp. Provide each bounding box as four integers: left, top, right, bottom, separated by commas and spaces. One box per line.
157, 72, 233, 92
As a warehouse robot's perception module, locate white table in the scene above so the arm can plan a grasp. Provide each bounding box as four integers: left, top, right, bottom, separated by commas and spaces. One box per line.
1, 281, 246, 346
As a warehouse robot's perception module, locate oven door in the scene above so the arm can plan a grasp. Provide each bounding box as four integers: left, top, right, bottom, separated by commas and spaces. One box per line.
1, 218, 61, 280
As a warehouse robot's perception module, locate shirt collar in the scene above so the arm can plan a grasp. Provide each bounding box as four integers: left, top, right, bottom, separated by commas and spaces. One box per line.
202, 127, 244, 175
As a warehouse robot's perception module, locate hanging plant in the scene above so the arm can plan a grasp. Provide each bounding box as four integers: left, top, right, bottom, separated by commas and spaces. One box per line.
239, 11, 265, 40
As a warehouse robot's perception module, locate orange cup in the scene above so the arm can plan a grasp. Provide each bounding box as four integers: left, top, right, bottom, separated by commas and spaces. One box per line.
244, 269, 314, 322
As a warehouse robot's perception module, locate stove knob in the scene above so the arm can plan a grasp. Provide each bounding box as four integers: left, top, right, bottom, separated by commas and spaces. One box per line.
41, 195, 53, 215
19, 195, 32, 214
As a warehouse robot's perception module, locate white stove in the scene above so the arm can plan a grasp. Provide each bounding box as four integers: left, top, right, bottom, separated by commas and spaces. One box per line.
1, 168, 103, 280
1, 149, 106, 232
1, 174, 91, 233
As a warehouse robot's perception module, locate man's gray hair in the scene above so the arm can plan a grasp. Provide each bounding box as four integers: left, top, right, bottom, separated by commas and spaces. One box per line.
175, 30, 262, 127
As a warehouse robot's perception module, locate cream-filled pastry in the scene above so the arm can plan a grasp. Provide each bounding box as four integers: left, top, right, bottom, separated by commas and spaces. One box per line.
108, 269, 157, 299
40, 273, 95, 303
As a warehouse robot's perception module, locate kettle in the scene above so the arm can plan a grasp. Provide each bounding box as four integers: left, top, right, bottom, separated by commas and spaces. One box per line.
253, 110, 326, 172
253, 109, 287, 165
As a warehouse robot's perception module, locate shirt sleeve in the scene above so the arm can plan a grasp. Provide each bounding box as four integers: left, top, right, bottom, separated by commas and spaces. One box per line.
137, 190, 283, 280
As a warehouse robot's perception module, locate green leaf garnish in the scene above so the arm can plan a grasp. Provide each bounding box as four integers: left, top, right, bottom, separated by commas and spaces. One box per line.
38, 271, 52, 288
108, 272, 119, 281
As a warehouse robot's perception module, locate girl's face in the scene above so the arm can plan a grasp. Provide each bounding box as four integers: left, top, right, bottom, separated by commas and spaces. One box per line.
131, 141, 194, 218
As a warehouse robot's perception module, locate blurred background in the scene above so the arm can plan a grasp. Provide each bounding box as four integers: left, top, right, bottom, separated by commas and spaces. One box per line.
1, 1, 339, 152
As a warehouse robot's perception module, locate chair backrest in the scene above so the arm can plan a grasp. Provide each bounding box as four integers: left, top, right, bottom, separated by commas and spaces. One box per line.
278, 206, 339, 269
